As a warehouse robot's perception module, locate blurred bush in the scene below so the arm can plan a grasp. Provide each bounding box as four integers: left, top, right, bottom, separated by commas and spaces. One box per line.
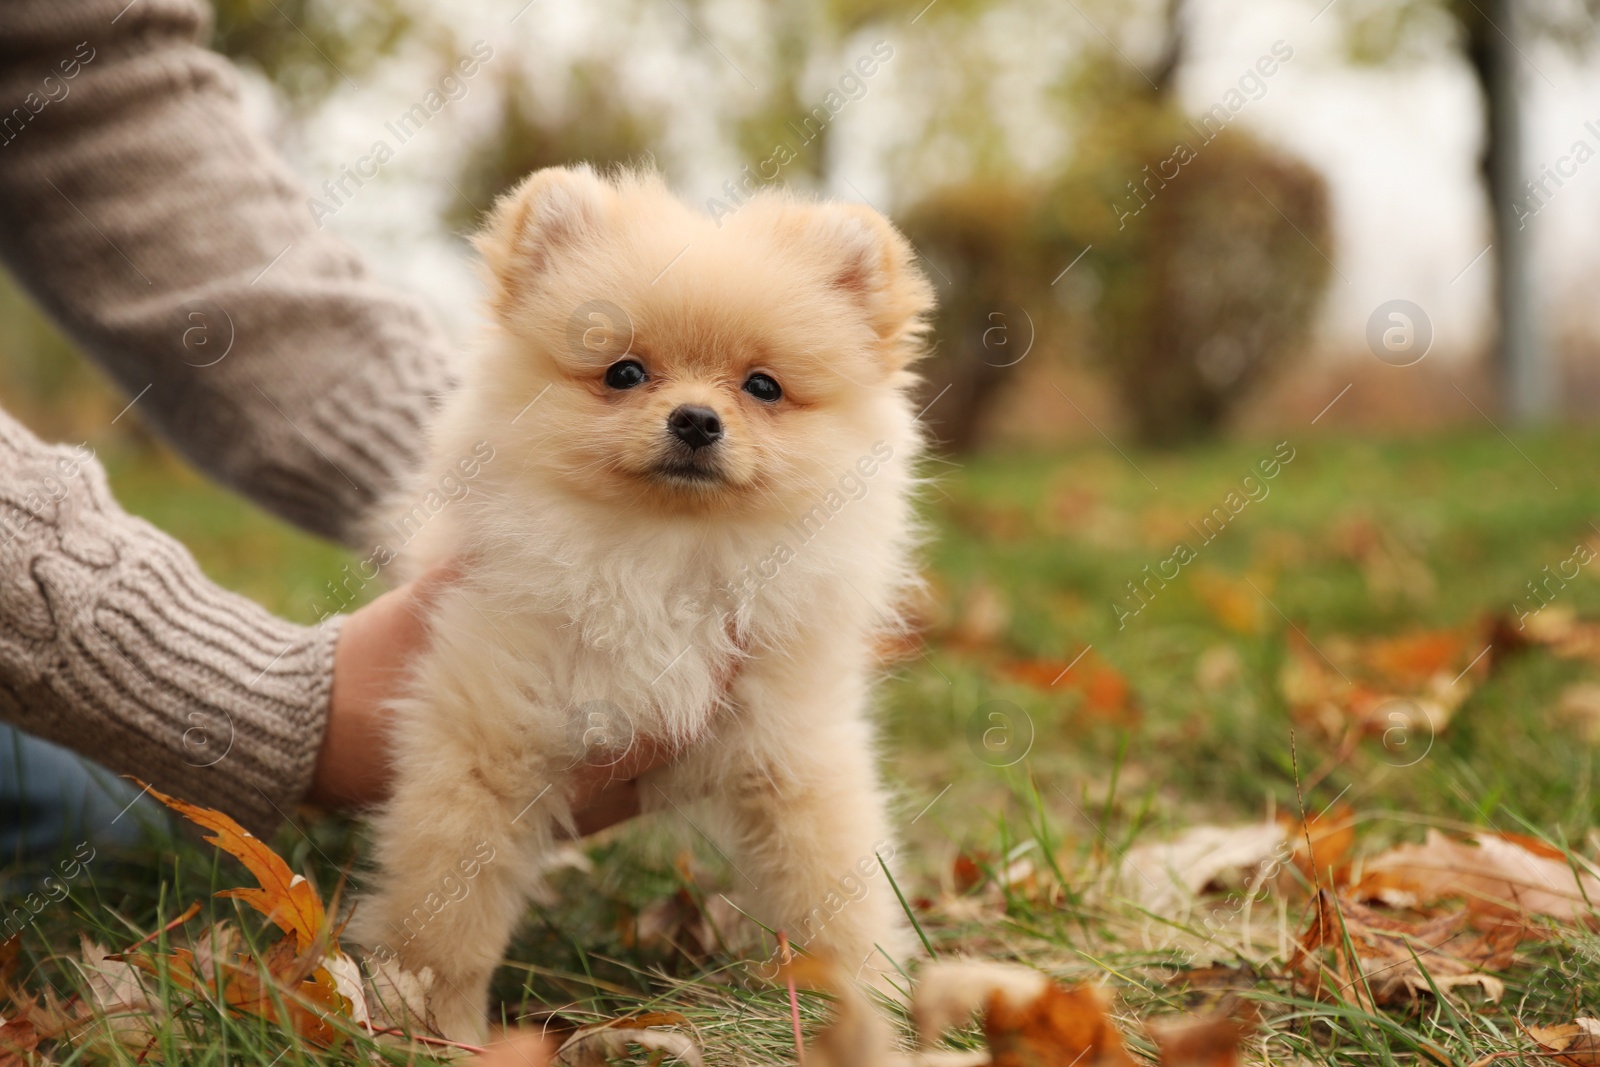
1042, 88, 1334, 447
898, 182, 1057, 452
446, 62, 662, 234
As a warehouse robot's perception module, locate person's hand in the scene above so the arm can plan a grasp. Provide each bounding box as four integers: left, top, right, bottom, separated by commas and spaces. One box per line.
309, 563, 681, 835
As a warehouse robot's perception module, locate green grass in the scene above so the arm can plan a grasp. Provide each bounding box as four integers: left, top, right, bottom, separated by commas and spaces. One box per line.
10, 426, 1600, 1065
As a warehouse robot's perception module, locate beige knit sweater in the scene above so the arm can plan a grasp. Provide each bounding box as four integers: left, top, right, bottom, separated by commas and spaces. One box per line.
0, 0, 454, 832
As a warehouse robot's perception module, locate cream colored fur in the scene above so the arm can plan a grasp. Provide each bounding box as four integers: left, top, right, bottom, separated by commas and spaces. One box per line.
347, 165, 935, 1042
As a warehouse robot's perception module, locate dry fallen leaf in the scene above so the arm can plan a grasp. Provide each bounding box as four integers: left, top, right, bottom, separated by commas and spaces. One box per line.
0, 1016, 38, 1067
1283, 804, 1358, 887
1147, 1003, 1258, 1067
140, 783, 328, 951
121, 782, 364, 1047
1519, 607, 1600, 664
981, 980, 1138, 1067
1001, 649, 1138, 727
1290, 890, 1522, 1009
1192, 570, 1264, 635
553, 1012, 703, 1067
1352, 829, 1600, 923
791, 957, 1250, 1067
1558, 683, 1600, 744
1523, 1018, 1600, 1067
1111, 823, 1289, 916
1279, 623, 1490, 750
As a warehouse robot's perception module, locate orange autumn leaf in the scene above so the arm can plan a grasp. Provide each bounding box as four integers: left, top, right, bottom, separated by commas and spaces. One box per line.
952, 852, 988, 893
983, 982, 1139, 1067
1192, 570, 1263, 635
117, 940, 345, 1048
1363, 628, 1479, 687
138, 780, 327, 952
1278, 627, 1478, 749
121, 782, 359, 1047
1289, 890, 1521, 1009
0, 1017, 38, 1067
1002, 649, 1138, 725
1524, 1021, 1600, 1067
1280, 804, 1357, 886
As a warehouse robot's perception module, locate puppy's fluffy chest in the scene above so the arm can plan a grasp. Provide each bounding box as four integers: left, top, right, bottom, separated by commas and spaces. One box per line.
438, 498, 875, 747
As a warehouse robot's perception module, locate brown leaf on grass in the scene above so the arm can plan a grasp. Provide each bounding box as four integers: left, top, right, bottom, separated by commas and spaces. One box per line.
107, 783, 366, 1046
553, 1012, 702, 1067
0, 938, 94, 1049
1289, 890, 1522, 1009
1351, 829, 1600, 923
1111, 823, 1289, 915
630, 889, 744, 963
795, 957, 1249, 1067
915, 960, 1143, 1067
1523, 1019, 1600, 1067
1518, 607, 1600, 665
1192, 570, 1264, 635
0, 1017, 38, 1067
1281, 804, 1357, 887
1362, 629, 1480, 688
1279, 624, 1488, 751
982, 981, 1138, 1067
1147, 1003, 1258, 1067
1557, 683, 1600, 744
1000, 649, 1138, 727
71, 939, 158, 1047
952, 853, 988, 894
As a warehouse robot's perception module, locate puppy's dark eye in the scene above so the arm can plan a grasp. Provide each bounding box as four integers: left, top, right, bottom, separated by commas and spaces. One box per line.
743, 372, 782, 403
604, 360, 647, 390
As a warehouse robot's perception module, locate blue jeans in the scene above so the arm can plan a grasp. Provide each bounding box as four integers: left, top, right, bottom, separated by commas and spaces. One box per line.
1, 727, 167, 860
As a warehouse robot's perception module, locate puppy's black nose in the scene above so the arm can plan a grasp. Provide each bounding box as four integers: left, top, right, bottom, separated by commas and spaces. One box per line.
667, 404, 723, 450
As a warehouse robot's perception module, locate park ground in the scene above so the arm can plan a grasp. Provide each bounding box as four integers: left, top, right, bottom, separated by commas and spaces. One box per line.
8, 426, 1600, 1065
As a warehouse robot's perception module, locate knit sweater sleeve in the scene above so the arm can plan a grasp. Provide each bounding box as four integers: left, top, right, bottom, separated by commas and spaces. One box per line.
0, 408, 338, 835
0, 0, 456, 546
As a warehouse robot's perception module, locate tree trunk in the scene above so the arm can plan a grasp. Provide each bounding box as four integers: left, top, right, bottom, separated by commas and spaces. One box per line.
1464, 0, 1549, 421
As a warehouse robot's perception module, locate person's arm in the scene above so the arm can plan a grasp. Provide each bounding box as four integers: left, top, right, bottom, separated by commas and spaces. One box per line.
0, 1, 683, 831
0, 407, 336, 835
0, 0, 454, 546
0, 409, 673, 836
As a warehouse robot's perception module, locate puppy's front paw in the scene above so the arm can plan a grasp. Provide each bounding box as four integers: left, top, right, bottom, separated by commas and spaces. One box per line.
427, 982, 492, 1047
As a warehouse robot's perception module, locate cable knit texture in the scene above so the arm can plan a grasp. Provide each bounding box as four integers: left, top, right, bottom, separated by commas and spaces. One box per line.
0, 0, 457, 831
0, 0, 456, 543
0, 411, 341, 834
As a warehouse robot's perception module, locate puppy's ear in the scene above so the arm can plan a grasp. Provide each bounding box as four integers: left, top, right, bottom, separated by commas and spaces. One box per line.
474, 166, 609, 317
782, 201, 936, 370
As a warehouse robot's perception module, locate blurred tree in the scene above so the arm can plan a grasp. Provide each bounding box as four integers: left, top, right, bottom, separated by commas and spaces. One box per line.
1044, 99, 1332, 445
446, 62, 663, 234
209, 0, 413, 108
1041, 2, 1334, 446
1339, 0, 1600, 421
899, 183, 1053, 451
884, 0, 1068, 450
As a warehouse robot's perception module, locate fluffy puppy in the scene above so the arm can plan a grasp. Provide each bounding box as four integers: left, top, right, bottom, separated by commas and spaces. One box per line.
349, 165, 935, 1042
